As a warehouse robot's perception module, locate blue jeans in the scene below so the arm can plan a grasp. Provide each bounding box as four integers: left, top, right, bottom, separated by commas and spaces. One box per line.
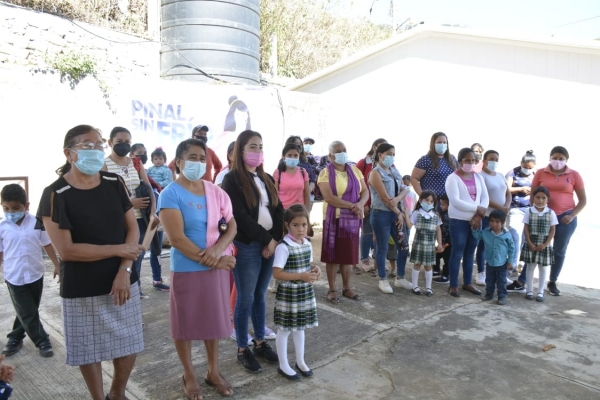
232, 240, 273, 349
371, 209, 404, 279
149, 230, 164, 282
551, 211, 577, 283
486, 264, 508, 299
475, 216, 490, 273
360, 211, 374, 260
133, 218, 147, 291
449, 219, 478, 288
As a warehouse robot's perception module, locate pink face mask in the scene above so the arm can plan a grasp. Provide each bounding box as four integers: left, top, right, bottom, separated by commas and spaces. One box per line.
461, 163, 474, 173
244, 151, 264, 168
550, 160, 566, 170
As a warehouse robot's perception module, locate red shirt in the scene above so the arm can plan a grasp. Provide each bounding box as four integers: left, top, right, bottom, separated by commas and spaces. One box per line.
532, 165, 584, 215
168, 146, 223, 182
356, 155, 374, 207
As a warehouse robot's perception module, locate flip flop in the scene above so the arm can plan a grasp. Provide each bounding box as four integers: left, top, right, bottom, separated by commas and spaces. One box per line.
205, 373, 234, 397
327, 290, 340, 304
342, 289, 362, 301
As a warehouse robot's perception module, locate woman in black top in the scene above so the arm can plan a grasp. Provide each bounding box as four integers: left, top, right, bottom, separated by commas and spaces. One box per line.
37, 125, 145, 400
222, 130, 284, 374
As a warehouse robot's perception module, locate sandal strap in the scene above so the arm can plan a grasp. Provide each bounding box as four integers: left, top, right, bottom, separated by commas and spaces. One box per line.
413, 287, 422, 293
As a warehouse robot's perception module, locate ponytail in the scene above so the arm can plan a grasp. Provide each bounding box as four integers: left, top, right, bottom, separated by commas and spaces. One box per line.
56, 162, 72, 176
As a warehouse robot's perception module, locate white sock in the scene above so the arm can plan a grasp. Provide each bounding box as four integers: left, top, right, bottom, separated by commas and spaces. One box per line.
425, 269, 433, 289
412, 268, 420, 288
292, 330, 309, 371
526, 263, 537, 294
276, 329, 295, 375
538, 266, 549, 295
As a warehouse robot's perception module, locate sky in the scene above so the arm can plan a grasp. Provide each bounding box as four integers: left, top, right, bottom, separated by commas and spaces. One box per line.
344, 0, 600, 41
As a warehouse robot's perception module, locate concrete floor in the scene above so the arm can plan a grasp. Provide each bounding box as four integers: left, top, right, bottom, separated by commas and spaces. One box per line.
1, 230, 599, 400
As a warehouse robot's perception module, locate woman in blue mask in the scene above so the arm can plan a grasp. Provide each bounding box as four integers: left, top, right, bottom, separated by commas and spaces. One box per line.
410, 132, 458, 199
274, 143, 310, 210
36, 125, 145, 400
103, 127, 156, 298
368, 143, 409, 294
317, 141, 369, 303
158, 138, 237, 398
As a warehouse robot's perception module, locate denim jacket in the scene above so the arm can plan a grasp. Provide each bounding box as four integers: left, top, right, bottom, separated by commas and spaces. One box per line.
471, 227, 515, 267
370, 165, 403, 211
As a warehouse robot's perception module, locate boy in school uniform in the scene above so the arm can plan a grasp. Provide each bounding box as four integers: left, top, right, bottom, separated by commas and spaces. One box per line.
0, 184, 60, 357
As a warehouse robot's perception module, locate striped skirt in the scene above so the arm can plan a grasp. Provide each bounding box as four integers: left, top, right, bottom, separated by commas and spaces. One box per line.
274, 281, 318, 331
62, 282, 144, 366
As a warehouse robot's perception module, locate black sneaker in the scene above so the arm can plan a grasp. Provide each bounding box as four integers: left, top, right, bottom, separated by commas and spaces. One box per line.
432, 271, 441, 277
237, 348, 262, 374
2, 338, 23, 356
482, 293, 494, 301
38, 340, 54, 358
433, 276, 449, 284
497, 298, 506, 305
252, 339, 278, 363
547, 281, 561, 296
506, 281, 526, 293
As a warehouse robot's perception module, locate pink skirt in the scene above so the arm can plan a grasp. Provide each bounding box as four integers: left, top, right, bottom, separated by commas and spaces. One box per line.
169, 269, 230, 341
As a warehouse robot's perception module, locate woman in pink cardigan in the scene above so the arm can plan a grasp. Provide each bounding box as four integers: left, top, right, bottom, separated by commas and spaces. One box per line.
158, 139, 237, 399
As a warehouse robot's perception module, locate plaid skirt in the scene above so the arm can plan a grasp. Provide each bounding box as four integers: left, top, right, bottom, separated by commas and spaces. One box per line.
62, 282, 144, 366
410, 229, 437, 266
274, 281, 318, 331
520, 234, 554, 266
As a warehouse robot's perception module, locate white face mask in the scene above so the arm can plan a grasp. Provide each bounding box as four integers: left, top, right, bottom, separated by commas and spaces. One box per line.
486, 161, 498, 172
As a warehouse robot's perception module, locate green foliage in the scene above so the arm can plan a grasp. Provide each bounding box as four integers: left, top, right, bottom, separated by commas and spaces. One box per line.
47, 51, 97, 81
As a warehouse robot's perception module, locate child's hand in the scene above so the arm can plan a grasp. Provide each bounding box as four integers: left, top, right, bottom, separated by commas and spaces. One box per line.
301, 271, 318, 283
506, 263, 513, 270
53, 264, 61, 283
310, 265, 322, 280
0, 354, 15, 383
436, 244, 444, 253
528, 243, 537, 252
536, 244, 547, 251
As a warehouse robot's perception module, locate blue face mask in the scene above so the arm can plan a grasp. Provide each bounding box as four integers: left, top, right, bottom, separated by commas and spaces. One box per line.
285, 157, 299, 168
334, 152, 348, 165
521, 167, 532, 175
486, 161, 498, 172
381, 155, 394, 168
73, 149, 105, 175
181, 160, 206, 181
434, 143, 447, 154
421, 202, 434, 211
4, 211, 25, 224
303, 144, 312, 153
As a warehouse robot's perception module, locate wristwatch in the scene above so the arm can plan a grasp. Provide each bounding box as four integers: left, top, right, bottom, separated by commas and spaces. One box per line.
119, 266, 132, 274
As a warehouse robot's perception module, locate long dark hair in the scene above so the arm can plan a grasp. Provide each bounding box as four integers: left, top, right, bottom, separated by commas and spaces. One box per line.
285, 135, 307, 163
427, 132, 456, 170
174, 139, 207, 174
56, 125, 102, 176
367, 138, 387, 157
110, 126, 130, 140
373, 143, 395, 166
230, 130, 278, 208
224, 96, 251, 132
457, 147, 475, 163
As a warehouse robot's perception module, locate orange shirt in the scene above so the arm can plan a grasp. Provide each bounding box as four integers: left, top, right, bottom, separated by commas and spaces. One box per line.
532, 165, 584, 215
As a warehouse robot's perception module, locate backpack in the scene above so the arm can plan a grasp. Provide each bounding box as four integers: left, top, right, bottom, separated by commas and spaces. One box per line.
276, 160, 306, 186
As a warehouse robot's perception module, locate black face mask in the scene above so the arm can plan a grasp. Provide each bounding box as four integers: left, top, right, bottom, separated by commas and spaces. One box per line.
114, 143, 131, 157
137, 155, 148, 164
474, 153, 483, 161
196, 136, 208, 144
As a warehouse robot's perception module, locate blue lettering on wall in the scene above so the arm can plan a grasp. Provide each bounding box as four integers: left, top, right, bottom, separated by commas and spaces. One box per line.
131, 100, 195, 139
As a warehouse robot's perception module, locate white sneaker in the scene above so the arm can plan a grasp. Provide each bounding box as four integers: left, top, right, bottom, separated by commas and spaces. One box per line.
230, 329, 253, 345
264, 326, 277, 340
268, 279, 277, 293
475, 272, 486, 286
394, 277, 412, 290
379, 280, 394, 294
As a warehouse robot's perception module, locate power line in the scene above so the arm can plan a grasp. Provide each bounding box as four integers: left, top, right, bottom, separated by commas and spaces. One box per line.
555, 15, 600, 28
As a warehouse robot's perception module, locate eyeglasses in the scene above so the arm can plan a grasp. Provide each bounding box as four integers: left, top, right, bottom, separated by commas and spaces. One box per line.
71, 142, 107, 151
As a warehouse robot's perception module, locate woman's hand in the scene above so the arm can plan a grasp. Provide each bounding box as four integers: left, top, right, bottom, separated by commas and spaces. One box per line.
262, 239, 278, 259
53, 264, 60, 283
110, 270, 131, 306
364, 205, 370, 217
215, 255, 236, 271
476, 206, 487, 217
560, 214, 574, 225
118, 244, 145, 261
351, 203, 364, 217
131, 197, 150, 209
470, 214, 481, 229
301, 270, 319, 283
199, 245, 222, 268
521, 187, 531, 195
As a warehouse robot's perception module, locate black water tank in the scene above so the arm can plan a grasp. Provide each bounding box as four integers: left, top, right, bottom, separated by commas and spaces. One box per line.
160, 0, 260, 85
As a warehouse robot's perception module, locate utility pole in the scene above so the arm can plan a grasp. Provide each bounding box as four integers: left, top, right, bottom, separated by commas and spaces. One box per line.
391, 0, 399, 35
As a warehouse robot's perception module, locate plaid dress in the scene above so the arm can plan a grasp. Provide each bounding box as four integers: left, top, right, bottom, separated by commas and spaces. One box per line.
520, 208, 554, 266
274, 241, 318, 331
410, 211, 439, 266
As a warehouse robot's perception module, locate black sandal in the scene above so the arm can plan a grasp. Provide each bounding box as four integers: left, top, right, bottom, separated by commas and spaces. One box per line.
327, 290, 340, 304
412, 287, 422, 295
342, 289, 362, 301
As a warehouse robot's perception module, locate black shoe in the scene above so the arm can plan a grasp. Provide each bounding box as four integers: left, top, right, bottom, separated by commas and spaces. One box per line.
252, 339, 278, 363
547, 281, 561, 296
432, 270, 441, 277
506, 281, 526, 293
277, 367, 301, 380
295, 363, 313, 377
497, 298, 506, 305
237, 348, 262, 373
482, 293, 493, 301
433, 276, 449, 284
2, 338, 23, 356
39, 340, 54, 358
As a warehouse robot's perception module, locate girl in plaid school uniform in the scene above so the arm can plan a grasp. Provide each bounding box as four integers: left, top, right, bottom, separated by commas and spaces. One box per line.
406, 190, 444, 297
521, 186, 557, 302
272, 205, 322, 380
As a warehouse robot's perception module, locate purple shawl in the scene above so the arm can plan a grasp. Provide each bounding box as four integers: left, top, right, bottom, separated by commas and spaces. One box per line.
323, 162, 362, 256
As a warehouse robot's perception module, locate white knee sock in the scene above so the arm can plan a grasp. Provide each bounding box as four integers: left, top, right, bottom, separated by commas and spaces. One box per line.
412, 268, 420, 288
276, 329, 295, 375
292, 330, 310, 371
538, 266, 549, 295
526, 263, 537, 294
425, 269, 433, 290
